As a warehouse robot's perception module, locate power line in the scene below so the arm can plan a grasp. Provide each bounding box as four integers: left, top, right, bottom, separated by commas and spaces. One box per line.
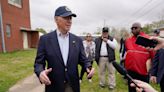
126, 0, 164, 26
116, 0, 153, 26
136, 2, 164, 22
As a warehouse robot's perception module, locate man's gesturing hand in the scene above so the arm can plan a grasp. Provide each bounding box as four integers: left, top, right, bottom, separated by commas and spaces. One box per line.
86, 68, 95, 78
39, 68, 52, 85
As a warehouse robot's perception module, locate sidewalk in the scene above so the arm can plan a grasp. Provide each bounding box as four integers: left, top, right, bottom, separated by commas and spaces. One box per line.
8, 74, 45, 92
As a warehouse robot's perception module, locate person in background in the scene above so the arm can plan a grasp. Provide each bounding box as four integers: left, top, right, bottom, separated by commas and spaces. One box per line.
34, 6, 94, 92
153, 29, 160, 37
145, 29, 161, 76
150, 37, 164, 51
119, 31, 130, 83
95, 27, 117, 89
150, 48, 164, 92
124, 22, 155, 92
149, 28, 164, 92
79, 33, 95, 83
119, 31, 130, 66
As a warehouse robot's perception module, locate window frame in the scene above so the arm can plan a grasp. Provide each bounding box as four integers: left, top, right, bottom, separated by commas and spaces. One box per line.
6, 24, 12, 38
8, 0, 22, 8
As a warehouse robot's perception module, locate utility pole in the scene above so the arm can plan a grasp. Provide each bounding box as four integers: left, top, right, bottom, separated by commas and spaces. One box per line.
0, 2, 6, 53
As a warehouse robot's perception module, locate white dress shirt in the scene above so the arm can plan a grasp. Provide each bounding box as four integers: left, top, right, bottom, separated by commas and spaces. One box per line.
100, 38, 117, 56
57, 30, 69, 66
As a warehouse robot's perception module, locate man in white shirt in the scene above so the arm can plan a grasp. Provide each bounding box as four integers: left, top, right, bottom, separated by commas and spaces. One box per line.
95, 27, 117, 89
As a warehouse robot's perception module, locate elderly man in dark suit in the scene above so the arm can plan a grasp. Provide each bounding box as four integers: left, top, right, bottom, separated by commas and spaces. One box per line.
34, 6, 94, 92
150, 48, 164, 92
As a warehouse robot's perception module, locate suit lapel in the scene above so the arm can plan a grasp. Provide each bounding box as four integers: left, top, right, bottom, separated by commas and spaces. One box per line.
50, 31, 64, 66
67, 34, 75, 66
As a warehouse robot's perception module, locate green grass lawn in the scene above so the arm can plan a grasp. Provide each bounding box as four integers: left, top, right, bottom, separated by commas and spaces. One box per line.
0, 49, 36, 92
79, 62, 128, 92
0, 49, 160, 92
80, 62, 160, 92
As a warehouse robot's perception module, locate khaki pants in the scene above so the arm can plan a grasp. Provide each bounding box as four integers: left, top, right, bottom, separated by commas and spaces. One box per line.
64, 83, 73, 92
98, 57, 116, 87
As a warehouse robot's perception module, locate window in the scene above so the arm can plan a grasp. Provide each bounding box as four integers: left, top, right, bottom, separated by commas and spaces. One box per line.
6, 24, 11, 38
8, 0, 22, 8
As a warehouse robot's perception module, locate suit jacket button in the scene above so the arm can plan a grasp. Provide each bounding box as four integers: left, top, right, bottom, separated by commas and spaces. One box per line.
65, 68, 67, 72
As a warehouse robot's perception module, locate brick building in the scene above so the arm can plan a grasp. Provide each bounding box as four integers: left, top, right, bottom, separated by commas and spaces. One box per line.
0, 0, 39, 52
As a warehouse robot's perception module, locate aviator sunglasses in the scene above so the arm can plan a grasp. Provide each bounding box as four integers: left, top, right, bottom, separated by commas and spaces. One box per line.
131, 27, 139, 30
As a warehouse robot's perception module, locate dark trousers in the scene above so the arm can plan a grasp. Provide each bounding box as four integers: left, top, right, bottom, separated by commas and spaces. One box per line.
160, 75, 164, 92
79, 61, 93, 80
79, 65, 86, 80
127, 70, 149, 92
120, 60, 125, 67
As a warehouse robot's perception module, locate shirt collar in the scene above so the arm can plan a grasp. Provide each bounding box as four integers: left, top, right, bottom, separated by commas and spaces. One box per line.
56, 29, 69, 38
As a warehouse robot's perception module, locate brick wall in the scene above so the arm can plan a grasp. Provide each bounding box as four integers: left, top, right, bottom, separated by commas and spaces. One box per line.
1, 0, 31, 52
30, 32, 39, 48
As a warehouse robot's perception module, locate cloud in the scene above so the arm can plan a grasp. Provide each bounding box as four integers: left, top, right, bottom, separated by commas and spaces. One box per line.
30, 0, 164, 34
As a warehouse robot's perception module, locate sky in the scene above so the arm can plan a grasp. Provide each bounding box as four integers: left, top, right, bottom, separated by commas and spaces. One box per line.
29, 0, 164, 35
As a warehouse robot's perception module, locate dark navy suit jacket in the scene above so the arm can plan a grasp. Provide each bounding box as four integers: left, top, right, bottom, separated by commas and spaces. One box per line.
34, 31, 91, 92
150, 49, 164, 83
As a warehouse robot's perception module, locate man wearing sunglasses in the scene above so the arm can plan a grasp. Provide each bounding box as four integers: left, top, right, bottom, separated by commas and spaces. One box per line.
124, 22, 155, 92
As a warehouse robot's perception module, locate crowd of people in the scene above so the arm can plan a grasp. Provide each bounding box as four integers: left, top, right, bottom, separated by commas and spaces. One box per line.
34, 6, 164, 92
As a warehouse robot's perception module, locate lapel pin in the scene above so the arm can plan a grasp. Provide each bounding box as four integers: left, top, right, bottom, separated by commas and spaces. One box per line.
73, 41, 76, 46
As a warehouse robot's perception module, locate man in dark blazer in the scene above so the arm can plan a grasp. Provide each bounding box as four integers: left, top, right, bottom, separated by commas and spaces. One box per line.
150, 48, 164, 92
34, 6, 94, 92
